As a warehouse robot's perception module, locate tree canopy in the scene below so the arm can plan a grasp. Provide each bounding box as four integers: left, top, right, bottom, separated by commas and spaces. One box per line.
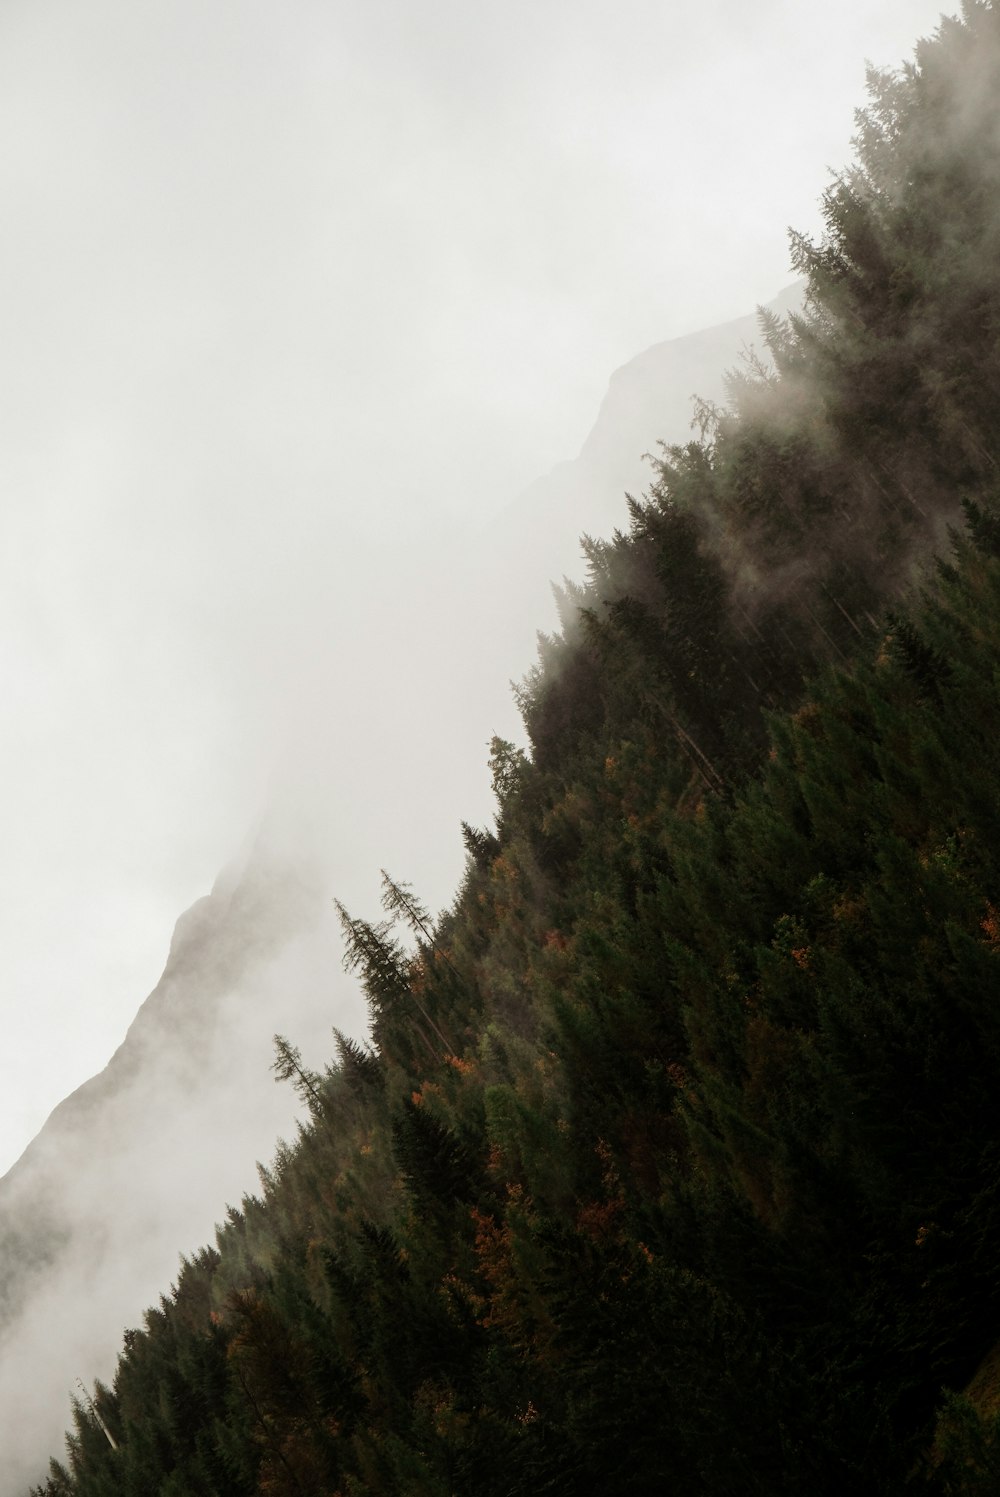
29, 6, 1000, 1492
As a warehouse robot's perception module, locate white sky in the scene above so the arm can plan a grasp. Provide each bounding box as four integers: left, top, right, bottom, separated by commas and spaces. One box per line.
0, 0, 951, 1176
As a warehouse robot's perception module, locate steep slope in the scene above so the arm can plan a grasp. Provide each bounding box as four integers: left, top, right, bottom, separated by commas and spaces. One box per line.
0, 827, 354, 1497
486, 283, 803, 667
25, 6, 1000, 1491
0, 294, 801, 1495
514, 281, 804, 533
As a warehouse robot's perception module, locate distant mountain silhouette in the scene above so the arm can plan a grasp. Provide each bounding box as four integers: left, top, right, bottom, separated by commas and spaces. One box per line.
0, 285, 803, 1495
487, 284, 803, 657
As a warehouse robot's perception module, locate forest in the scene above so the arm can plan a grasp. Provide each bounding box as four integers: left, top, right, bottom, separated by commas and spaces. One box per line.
30, 4, 1000, 1491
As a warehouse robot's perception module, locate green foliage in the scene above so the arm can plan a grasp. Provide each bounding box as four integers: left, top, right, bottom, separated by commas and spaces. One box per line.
270, 1035, 324, 1119
930, 1390, 1000, 1494
33, 8, 1000, 1493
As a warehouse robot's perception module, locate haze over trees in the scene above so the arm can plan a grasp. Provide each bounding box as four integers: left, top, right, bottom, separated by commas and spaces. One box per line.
24, 3, 1000, 1491
0, 284, 806, 1497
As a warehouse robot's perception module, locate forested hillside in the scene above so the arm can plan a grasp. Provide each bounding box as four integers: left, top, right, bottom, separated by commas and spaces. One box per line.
32, 5, 1000, 1491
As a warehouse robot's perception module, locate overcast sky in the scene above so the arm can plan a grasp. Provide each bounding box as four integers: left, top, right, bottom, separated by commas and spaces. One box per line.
0, 0, 952, 1177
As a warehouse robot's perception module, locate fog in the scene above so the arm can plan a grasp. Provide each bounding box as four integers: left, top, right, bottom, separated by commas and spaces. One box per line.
0, 1, 953, 1487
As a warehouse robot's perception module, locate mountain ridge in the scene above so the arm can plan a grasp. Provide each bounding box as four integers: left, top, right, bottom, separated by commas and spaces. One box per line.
29, 8, 1000, 1488
0, 286, 805, 1497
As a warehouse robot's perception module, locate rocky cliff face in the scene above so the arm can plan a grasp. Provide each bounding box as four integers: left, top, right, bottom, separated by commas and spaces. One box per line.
0, 826, 356, 1495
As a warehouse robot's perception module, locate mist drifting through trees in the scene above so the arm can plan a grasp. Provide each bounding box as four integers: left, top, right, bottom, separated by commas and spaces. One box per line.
0, 0, 948, 1177
6, 3, 1000, 1493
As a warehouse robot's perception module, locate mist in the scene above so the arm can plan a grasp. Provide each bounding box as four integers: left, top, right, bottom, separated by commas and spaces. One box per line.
1, 280, 810, 1495
0, 0, 954, 1488
0, 0, 950, 1164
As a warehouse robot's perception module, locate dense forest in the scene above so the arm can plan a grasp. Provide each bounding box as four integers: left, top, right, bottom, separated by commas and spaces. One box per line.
31, 4, 1000, 1491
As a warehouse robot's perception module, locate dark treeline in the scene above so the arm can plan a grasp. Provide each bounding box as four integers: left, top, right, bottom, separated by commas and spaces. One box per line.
32, 4, 1000, 1492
